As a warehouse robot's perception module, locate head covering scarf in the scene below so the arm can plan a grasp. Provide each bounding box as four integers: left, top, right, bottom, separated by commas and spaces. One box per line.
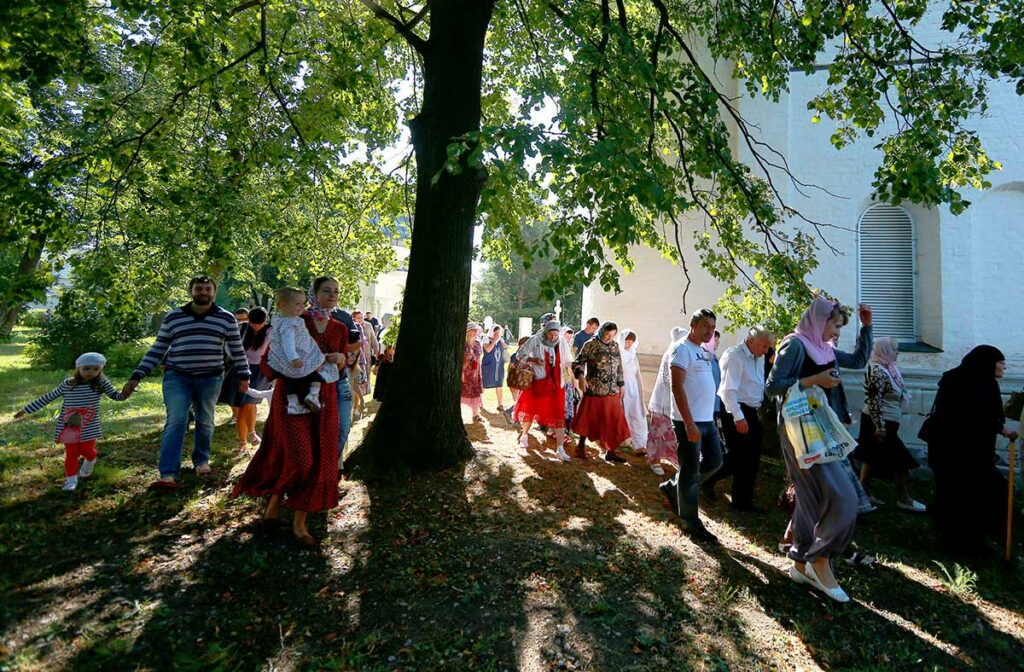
793, 297, 839, 366
936, 345, 1007, 433
540, 320, 561, 349
596, 321, 617, 343
870, 337, 904, 390
521, 321, 573, 382
950, 345, 1005, 382
484, 324, 503, 345
306, 285, 330, 320
617, 329, 638, 366
650, 330, 686, 417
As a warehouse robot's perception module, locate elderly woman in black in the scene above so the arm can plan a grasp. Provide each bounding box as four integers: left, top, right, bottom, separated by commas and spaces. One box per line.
925, 345, 1018, 555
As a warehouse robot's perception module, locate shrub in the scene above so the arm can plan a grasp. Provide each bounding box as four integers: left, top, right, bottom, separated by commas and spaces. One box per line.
27, 288, 149, 372
17, 308, 49, 329
103, 341, 155, 377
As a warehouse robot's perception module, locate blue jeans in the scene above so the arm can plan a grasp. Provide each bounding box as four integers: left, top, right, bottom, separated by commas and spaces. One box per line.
336, 377, 353, 463
671, 420, 723, 520
159, 370, 222, 478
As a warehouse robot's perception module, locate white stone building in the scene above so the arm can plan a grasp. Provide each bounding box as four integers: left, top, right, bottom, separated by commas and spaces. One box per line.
355, 242, 408, 319
582, 9, 1024, 465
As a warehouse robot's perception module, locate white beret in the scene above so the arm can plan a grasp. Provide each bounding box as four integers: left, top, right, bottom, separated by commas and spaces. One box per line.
75, 352, 107, 368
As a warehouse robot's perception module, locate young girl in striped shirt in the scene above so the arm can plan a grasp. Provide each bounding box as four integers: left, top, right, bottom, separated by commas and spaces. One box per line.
14, 352, 127, 491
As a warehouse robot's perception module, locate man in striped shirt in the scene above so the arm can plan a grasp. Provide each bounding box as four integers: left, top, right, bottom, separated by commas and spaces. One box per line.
123, 275, 250, 488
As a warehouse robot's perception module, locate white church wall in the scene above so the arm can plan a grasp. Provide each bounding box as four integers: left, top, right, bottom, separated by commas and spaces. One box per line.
584, 3, 1024, 474
587, 4, 1024, 370
970, 184, 1024, 359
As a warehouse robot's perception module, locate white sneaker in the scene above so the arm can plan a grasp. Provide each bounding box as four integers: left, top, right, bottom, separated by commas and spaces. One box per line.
556, 446, 572, 462
78, 459, 96, 478
518, 433, 530, 449
63, 476, 78, 491
303, 393, 322, 412
650, 464, 665, 476
287, 402, 309, 415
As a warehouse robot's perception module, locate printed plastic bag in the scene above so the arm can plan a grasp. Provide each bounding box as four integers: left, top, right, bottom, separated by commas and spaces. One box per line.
782, 383, 856, 469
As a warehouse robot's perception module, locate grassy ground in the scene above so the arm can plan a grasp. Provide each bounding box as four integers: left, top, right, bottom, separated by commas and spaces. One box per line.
2, 329, 1024, 671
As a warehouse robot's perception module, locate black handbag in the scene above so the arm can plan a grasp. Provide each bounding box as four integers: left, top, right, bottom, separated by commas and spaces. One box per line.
917, 399, 938, 443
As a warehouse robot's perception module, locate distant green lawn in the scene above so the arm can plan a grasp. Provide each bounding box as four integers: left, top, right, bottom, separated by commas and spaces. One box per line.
0, 328, 237, 506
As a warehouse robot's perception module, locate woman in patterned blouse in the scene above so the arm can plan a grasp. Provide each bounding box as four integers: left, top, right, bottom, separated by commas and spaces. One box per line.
853, 337, 925, 512
570, 322, 632, 462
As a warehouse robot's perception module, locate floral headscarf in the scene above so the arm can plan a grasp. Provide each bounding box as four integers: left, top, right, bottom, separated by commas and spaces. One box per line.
306, 285, 330, 320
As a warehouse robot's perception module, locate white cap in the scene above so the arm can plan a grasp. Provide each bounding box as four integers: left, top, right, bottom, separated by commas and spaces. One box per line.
75, 352, 107, 368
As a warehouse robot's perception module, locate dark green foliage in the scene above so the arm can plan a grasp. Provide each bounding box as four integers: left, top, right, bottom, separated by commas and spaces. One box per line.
26, 288, 149, 372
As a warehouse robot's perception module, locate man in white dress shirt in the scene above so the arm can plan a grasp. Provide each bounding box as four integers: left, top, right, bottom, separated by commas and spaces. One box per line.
703, 326, 775, 512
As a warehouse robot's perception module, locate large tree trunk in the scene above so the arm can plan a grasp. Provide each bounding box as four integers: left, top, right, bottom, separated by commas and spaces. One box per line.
0, 230, 48, 339
351, 0, 494, 479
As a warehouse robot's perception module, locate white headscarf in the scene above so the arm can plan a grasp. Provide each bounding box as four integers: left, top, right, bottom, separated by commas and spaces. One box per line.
617, 329, 639, 366
647, 327, 683, 416
520, 321, 573, 382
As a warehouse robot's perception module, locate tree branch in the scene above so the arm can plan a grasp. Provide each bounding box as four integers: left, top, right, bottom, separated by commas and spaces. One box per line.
359, 0, 428, 54
260, 1, 306, 145
228, 0, 263, 18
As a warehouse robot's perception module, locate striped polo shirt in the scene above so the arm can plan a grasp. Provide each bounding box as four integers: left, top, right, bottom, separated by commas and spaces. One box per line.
21, 376, 125, 442
132, 303, 250, 381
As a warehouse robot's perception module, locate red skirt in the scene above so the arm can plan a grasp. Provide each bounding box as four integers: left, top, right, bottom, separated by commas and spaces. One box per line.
232, 376, 340, 513
513, 376, 566, 428
572, 394, 631, 449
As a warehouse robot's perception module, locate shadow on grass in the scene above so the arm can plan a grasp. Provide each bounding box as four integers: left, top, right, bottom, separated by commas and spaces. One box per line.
3, 406, 1024, 670
693, 465, 1024, 669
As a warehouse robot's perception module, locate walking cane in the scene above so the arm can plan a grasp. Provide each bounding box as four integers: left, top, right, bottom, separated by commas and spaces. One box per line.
1007, 438, 1015, 565
1006, 438, 1016, 562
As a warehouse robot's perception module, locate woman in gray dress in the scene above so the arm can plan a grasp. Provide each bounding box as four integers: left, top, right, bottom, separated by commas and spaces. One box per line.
766, 297, 872, 603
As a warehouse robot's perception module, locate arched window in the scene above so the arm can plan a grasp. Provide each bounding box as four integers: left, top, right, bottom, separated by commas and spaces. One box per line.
858, 203, 917, 342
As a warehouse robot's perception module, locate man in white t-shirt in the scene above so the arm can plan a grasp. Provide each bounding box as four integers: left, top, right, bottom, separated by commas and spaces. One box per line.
659, 308, 723, 542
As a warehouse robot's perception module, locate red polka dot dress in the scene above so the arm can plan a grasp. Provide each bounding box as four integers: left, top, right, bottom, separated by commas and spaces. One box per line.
232, 315, 345, 512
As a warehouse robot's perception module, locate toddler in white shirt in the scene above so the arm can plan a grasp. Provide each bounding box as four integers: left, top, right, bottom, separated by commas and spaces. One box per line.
268, 287, 339, 414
